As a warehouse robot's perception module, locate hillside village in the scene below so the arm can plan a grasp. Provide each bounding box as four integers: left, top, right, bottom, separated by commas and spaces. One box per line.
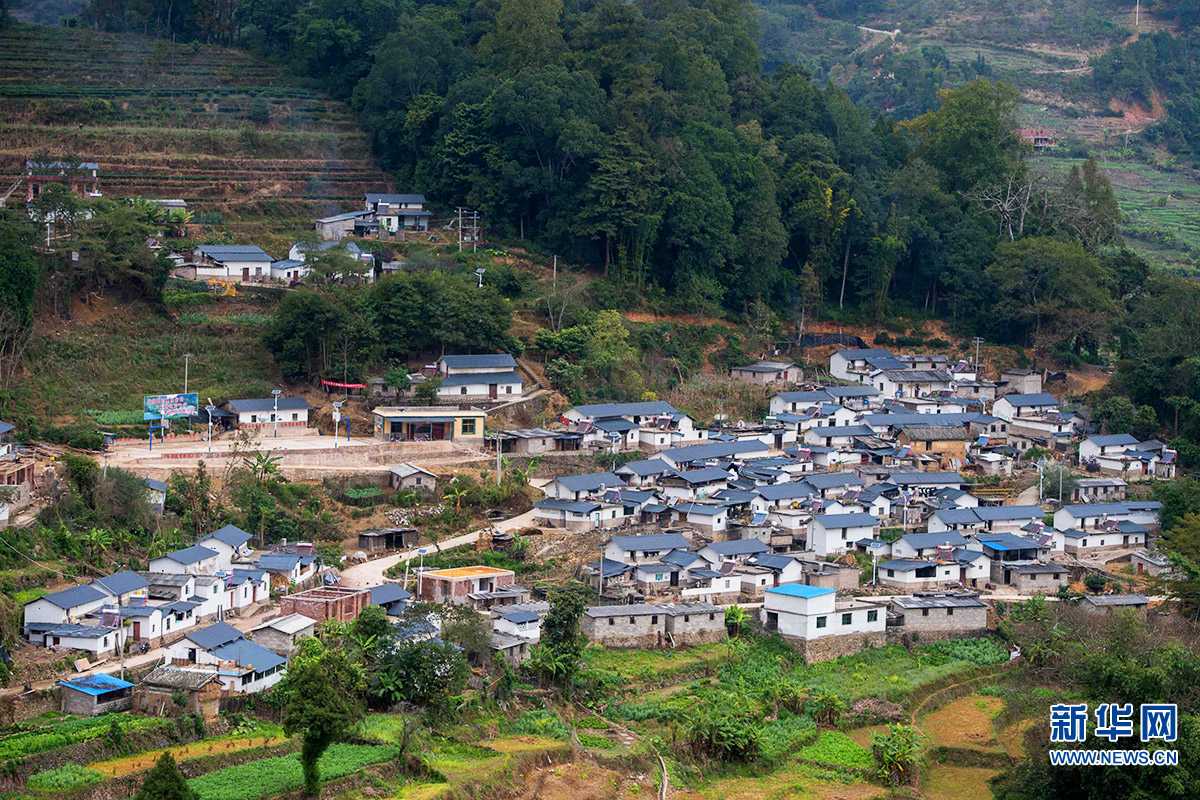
2, 341, 1178, 711
7, 4, 1200, 799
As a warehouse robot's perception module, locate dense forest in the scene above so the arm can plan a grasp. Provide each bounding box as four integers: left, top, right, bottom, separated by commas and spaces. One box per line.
61, 1, 1131, 332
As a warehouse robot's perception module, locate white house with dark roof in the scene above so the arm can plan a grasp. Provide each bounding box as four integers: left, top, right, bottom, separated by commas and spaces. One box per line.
604, 533, 691, 565
730, 360, 802, 384
543, 471, 626, 501
992, 393, 1059, 422
277, 240, 375, 284
830, 349, 901, 381
533, 498, 603, 530
149, 545, 220, 576
196, 525, 253, 571
192, 245, 273, 281
697, 538, 769, 567
164, 621, 287, 693
658, 466, 730, 501
891, 531, 969, 560
809, 512, 879, 557
435, 354, 523, 400
1053, 502, 1162, 532
1061, 521, 1147, 555
364, 192, 430, 232
564, 401, 706, 449
224, 397, 311, 429
615, 457, 674, 487
803, 424, 876, 448
227, 569, 270, 610
23, 585, 108, 637
668, 502, 729, 534
928, 506, 1046, 535
90, 571, 149, 606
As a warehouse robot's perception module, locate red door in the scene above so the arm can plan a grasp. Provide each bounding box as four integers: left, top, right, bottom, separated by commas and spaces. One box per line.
133, 621, 141, 640
242, 267, 250, 281
489, 384, 498, 399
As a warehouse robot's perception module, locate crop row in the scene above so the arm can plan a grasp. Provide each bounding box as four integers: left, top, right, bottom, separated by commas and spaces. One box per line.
187, 744, 398, 800
0, 85, 321, 99
0, 714, 171, 761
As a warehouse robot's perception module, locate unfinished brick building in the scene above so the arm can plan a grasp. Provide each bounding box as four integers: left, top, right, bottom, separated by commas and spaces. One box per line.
279, 586, 369, 622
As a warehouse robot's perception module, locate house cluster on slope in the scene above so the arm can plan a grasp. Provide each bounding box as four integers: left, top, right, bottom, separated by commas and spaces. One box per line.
177, 192, 436, 286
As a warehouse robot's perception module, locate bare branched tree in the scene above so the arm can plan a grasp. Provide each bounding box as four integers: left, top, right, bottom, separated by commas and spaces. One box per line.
968, 172, 1044, 241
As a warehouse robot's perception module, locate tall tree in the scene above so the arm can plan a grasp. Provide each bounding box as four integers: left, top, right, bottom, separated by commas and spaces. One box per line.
276, 638, 364, 796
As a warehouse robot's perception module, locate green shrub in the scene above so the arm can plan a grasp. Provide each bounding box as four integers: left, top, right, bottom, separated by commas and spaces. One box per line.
574, 716, 608, 729
26, 764, 104, 793
505, 710, 569, 741
759, 716, 818, 763
919, 638, 1009, 666
798, 730, 873, 769
576, 732, 616, 750
0, 715, 169, 760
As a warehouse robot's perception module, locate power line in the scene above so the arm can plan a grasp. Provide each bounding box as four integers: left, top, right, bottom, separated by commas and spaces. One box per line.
0, 530, 72, 577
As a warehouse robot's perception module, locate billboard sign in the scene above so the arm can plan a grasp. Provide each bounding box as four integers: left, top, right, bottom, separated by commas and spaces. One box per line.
144, 393, 199, 421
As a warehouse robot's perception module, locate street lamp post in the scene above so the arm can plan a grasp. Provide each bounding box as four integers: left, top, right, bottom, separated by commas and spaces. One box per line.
183, 352, 194, 394
474, 268, 485, 288
271, 389, 281, 438
205, 404, 215, 454
416, 548, 427, 598
332, 401, 343, 449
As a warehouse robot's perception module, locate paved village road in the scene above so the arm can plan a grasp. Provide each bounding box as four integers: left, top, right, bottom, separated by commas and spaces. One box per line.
338, 507, 542, 589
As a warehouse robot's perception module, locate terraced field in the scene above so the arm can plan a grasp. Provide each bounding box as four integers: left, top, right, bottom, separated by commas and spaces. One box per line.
1035, 154, 1200, 270
0, 24, 392, 247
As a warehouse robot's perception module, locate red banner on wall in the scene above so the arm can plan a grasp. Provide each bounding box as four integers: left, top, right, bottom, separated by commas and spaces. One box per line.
321, 378, 367, 389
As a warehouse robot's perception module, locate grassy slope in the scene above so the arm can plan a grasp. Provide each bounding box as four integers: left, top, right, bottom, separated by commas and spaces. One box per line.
0, 23, 392, 254
16, 292, 280, 423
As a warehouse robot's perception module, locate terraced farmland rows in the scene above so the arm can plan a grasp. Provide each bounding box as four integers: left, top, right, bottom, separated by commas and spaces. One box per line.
1035, 155, 1200, 270
0, 24, 392, 247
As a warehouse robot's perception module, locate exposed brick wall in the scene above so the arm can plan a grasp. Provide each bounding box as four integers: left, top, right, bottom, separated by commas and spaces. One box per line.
280, 588, 368, 622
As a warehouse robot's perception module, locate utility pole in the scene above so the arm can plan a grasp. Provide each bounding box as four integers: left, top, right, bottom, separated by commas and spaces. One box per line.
183, 352, 194, 394
598, 540, 604, 603
271, 388, 281, 438
552, 254, 557, 288
471, 210, 479, 253
457, 207, 464, 252
495, 433, 502, 486
972, 337, 984, 370
1136, 0, 1140, 28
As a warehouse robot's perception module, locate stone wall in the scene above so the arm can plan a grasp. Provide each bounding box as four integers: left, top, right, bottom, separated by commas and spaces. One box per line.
582, 613, 666, 648
781, 630, 886, 664
886, 627, 988, 645
0, 688, 59, 725
666, 612, 726, 646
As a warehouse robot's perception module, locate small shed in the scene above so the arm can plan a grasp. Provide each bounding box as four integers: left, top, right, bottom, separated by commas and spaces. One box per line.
357, 527, 419, 553
1079, 593, 1149, 615
133, 666, 223, 721
59, 674, 134, 716
388, 463, 438, 493
250, 613, 316, 654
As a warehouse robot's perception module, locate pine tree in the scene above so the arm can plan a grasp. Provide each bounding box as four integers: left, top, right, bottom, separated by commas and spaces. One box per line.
133, 753, 198, 800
